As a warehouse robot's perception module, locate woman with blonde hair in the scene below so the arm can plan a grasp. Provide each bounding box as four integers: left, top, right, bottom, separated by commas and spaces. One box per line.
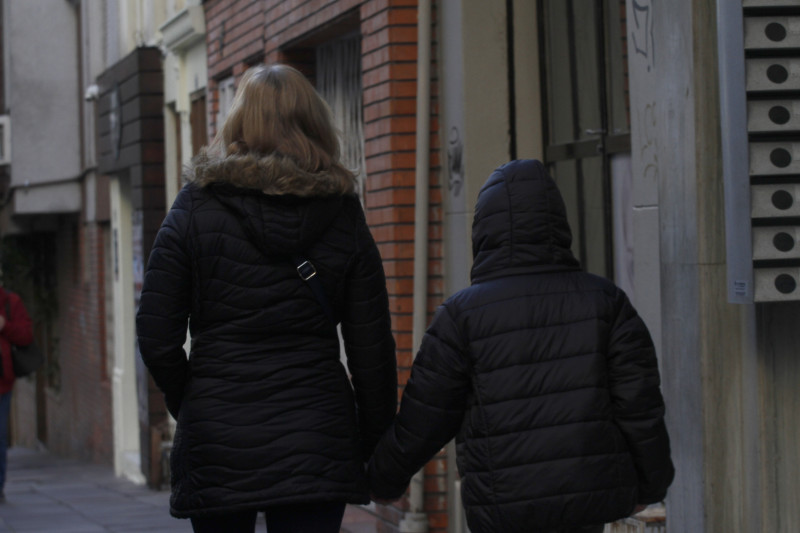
136, 64, 397, 533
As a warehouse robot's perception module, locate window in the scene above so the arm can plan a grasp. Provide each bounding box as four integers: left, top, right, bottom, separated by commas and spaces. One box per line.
216, 76, 236, 130
315, 34, 366, 199
539, 0, 631, 282
190, 90, 208, 156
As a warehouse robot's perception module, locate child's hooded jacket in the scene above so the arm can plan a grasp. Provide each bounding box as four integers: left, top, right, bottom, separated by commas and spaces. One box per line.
369, 159, 674, 532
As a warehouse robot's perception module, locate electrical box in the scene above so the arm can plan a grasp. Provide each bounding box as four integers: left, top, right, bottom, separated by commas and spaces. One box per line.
719, 1, 800, 302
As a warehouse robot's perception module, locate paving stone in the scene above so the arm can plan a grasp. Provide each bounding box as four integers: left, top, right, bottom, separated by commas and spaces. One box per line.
1, 447, 384, 532
1, 448, 191, 532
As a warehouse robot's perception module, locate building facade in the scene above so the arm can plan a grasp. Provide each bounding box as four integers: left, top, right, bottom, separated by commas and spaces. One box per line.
0, 1, 798, 533
195, 1, 800, 532
91, 0, 205, 487
0, 0, 112, 466
0, 0, 185, 486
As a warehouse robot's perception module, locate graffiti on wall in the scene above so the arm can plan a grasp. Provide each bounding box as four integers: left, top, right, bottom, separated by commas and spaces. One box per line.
631, 0, 655, 72
639, 102, 659, 187
448, 127, 465, 197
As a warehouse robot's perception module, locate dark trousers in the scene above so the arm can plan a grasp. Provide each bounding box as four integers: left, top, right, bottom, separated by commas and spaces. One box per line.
189, 502, 346, 533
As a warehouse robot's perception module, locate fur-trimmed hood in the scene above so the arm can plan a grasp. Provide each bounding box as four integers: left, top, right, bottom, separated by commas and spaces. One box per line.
184, 152, 358, 255
185, 151, 356, 197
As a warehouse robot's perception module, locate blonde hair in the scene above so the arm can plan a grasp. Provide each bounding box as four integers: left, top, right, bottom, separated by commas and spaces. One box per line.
209, 64, 352, 180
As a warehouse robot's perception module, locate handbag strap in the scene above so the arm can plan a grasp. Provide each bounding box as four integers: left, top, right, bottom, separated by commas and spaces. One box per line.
293, 256, 337, 325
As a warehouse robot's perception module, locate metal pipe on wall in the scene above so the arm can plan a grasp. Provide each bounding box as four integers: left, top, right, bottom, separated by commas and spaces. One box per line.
400, 0, 431, 531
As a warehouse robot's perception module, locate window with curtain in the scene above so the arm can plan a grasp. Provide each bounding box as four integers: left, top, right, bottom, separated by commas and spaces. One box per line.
315, 33, 366, 200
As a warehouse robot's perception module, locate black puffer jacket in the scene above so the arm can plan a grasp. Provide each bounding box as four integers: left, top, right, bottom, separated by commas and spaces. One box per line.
368, 160, 673, 532
136, 153, 397, 518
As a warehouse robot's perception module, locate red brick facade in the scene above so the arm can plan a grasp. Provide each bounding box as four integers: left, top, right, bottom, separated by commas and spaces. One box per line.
203, 1, 445, 530
47, 221, 113, 464
4, 217, 114, 466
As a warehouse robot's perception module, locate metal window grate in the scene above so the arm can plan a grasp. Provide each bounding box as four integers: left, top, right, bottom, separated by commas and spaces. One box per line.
316, 34, 366, 200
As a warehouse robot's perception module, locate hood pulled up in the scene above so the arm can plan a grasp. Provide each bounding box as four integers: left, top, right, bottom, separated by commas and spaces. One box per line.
470, 159, 580, 283
185, 151, 356, 255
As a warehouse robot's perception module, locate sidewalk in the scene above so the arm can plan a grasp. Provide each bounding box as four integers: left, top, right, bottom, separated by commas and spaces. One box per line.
0, 447, 661, 533
0, 447, 381, 533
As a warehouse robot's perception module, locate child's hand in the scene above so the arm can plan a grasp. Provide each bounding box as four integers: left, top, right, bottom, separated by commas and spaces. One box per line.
370, 493, 399, 505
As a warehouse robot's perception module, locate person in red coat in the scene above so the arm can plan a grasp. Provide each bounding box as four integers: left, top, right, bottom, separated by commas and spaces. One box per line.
0, 283, 34, 502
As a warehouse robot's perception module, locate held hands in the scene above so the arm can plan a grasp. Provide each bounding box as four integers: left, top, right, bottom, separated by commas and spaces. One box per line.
365, 461, 403, 505
370, 493, 400, 505
370, 496, 651, 512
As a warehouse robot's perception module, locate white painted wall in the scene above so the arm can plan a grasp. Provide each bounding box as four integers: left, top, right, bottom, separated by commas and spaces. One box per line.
438, 2, 550, 530
439, 0, 514, 299
185, 43, 209, 100
4, 0, 81, 203
439, 0, 470, 299
102, 0, 174, 484
158, 1, 208, 441
110, 175, 144, 484
81, 0, 108, 172
160, 3, 207, 203
626, 2, 704, 530
115, 0, 172, 53
626, 0, 663, 358
624, 2, 800, 532
511, 0, 544, 162
460, 0, 511, 204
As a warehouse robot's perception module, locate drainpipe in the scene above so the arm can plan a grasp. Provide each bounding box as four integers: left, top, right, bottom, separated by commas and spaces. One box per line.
400, 1, 431, 532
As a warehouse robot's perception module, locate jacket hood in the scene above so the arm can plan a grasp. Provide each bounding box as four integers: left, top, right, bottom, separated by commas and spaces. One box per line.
470, 159, 580, 283
185, 152, 355, 255
186, 151, 356, 196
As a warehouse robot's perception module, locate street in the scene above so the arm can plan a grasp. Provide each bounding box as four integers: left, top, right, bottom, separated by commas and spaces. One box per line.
0, 448, 379, 532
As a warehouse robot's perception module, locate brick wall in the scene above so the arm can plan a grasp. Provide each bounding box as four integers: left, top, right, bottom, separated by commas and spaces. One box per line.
47, 219, 113, 464
205, 0, 264, 137
359, 2, 445, 528
203, 1, 446, 530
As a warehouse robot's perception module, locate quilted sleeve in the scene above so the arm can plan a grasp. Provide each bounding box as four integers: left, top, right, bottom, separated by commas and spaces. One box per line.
136, 188, 193, 418
340, 209, 398, 459
367, 303, 471, 499
607, 289, 675, 504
